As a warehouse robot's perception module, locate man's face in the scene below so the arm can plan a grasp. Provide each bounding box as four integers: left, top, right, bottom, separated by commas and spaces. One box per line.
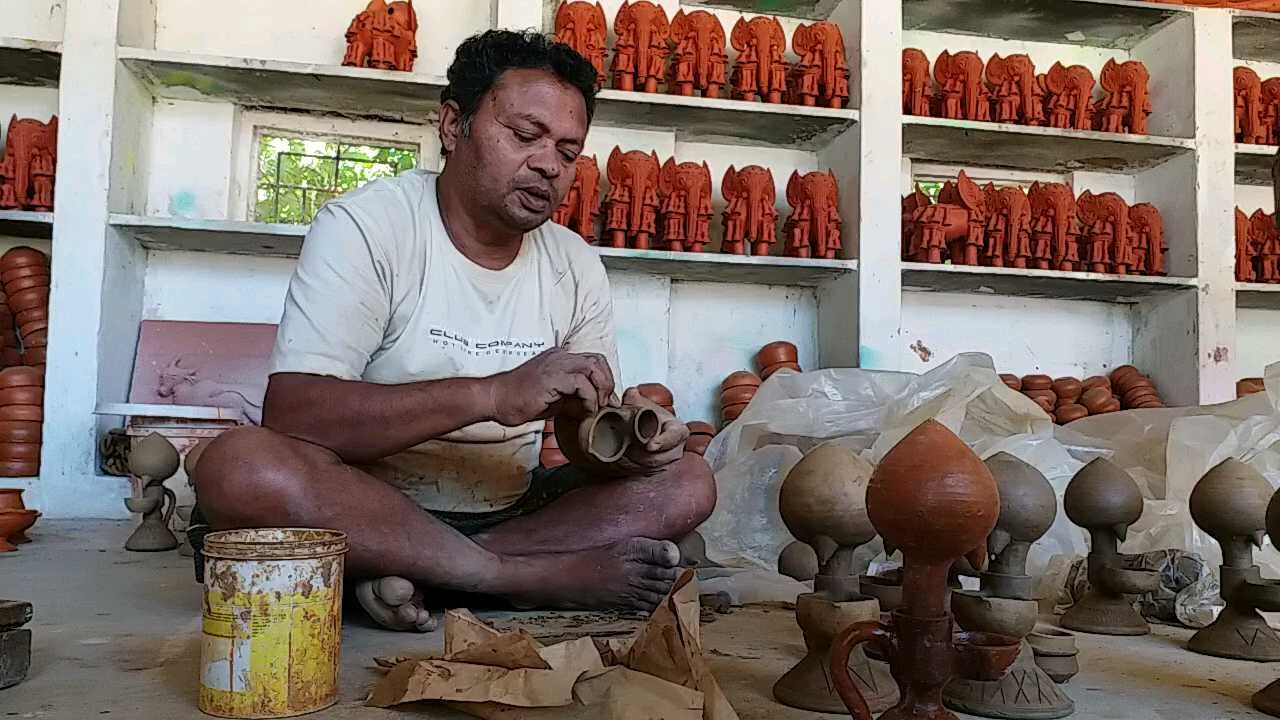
442, 68, 589, 233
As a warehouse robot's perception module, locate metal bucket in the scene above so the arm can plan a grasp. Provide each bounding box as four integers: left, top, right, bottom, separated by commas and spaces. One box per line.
198, 528, 348, 718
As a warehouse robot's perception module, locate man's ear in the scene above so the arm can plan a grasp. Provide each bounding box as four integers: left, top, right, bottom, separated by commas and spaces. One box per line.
439, 99, 462, 156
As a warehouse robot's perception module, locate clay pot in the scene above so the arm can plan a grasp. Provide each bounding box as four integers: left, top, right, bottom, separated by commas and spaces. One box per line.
780, 444, 876, 558
22, 347, 45, 365
684, 434, 712, 456
761, 361, 802, 380
1021, 374, 1053, 391
1097, 398, 1122, 414
0, 488, 25, 510
635, 382, 674, 408
720, 385, 757, 407
778, 540, 820, 582
0, 348, 22, 366
0, 366, 42, 388
686, 421, 716, 437
1123, 389, 1159, 408
951, 592, 1039, 639
1080, 387, 1112, 412
722, 371, 762, 393
1052, 378, 1083, 404
1023, 389, 1057, 405
0, 443, 40, 462
1055, 404, 1089, 424
20, 317, 48, 336
0, 265, 49, 283
1134, 400, 1165, 409
0, 422, 41, 443
0, 460, 37, 477
7, 288, 48, 313
1081, 376, 1111, 393
1033, 396, 1055, 414
1110, 365, 1140, 384
13, 308, 45, 326
1238, 379, 1265, 398
4, 275, 50, 294
757, 341, 799, 370
0, 247, 48, 269
0, 386, 41, 406
722, 402, 748, 421
999, 373, 1021, 391
1027, 626, 1077, 657
0, 509, 38, 551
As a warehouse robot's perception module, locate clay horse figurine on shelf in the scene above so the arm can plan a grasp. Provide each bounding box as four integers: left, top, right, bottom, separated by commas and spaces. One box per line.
1187, 459, 1280, 661
902, 48, 932, 117
1060, 458, 1161, 635
667, 9, 727, 99
773, 445, 897, 715
342, 0, 418, 72
721, 165, 777, 256
784, 170, 842, 259
830, 420, 1021, 720
0, 116, 58, 213
554, 1, 609, 88
790, 21, 849, 109
657, 158, 713, 252
124, 433, 181, 552
611, 0, 670, 94
730, 16, 788, 104
602, 147, 661, 249
551, 155, 601, 243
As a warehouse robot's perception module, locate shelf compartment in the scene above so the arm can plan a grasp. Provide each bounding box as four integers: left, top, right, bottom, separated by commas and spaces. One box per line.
902, 261, 1197, 302
1233, 9, 1280, 64
904, 116, 1194, 173
903, 0, 1187, 49
0, 210, 53, 240
0, 37, 61, 88
1237, 143, 1279, 186
1238, 282, 1280, 310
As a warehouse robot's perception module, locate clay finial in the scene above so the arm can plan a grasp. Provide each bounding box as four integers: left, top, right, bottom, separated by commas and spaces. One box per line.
934, 50, 991, 121
668, 10, 727, 99
987, 53, 1043, 125
1191, 459, 1271, 559
779, 445, 875, 578
1045, 62, 1096, 131
984, 453, 1056, 577
721, 165, 777, 256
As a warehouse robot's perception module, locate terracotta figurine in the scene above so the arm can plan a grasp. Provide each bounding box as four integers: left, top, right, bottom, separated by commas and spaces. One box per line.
554, 1, 609, 88
1237, 66, 1267, 145
903, 48, 932, 117
0, 116, 57, 212
1097, 59, 1152, 135
1262, 78, 1280, 146
667, 10, 727, 99
657, 158, 713, 252
1253, 209, 1280, 283
901, 185, 933, 261
611, 0, 670, 94
934, 50, 991, 121
551, 154, 601, 243
721, 165, 778, 256
1076, 190, 1131, 274
1238, 207, 1259, 282
783, 170, 842, 259
937, 170, 987, 265
730, 16, 788, 104
1045, 62, 1096, 131
790, 22, 849, 109
602, 147, 661, 249
342, 0, 418, 72
985, 185, 1032, 268
986, 53, 1044, 126
1028, 181, 1079, 271
1129, 202, 1166, 275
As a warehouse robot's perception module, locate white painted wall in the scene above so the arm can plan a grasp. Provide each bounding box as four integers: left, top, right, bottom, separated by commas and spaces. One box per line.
1237, 309, 1280, 379
143, 251, 294, 323
1238, 183, 1275, 215
145, 100, 235, 219
3, 0, 65, 42
0, 85, 58, 125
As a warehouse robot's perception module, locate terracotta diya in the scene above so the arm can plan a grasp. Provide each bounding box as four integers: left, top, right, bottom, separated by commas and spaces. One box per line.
757, 341, 799, 370
831, 420, 1020, 720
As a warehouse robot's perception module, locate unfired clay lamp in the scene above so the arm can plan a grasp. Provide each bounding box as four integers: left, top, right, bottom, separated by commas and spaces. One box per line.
1060, 458, 1160, 635
774, 444, 897, 714
831, 420, 1021, 720
554, 405, 660, 474
124, 432, 181, 552
1252, 486, 1280, 717
944, 453, 1074, 720
1187, 459, 1280, 661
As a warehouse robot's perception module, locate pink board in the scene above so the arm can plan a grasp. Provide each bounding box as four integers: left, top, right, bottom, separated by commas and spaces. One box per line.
129, 320, 278, 425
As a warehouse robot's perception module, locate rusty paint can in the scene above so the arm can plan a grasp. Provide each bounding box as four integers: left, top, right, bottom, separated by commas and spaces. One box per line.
198, 528, 348, 718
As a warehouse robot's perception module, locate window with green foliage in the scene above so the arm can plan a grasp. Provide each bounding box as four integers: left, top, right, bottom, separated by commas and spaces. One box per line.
254, 133, 418, 224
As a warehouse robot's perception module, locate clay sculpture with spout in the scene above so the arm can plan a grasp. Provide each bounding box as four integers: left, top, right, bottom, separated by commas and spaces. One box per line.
124, 432, 181, 552
1187, 459, 1280, 661
1060, 458, 1160, 635
944, 453, 1074, 719
774, 444, 898, 714
831, 420, 1022, 720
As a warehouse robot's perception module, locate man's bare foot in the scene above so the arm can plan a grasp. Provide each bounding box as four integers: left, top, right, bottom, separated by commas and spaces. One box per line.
355, 576, 437, 632
505, 537, 681, 613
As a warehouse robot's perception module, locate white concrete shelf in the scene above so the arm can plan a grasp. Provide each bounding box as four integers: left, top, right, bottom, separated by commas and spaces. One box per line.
903, 0, 1187, 49
1237, 143, 1280, 186
902, 261, 1198, 302
678, 0, 840, 20
904, 116, 1194, 173
0, 36, 61, 88
0, 210, 53, 240
1233, 9, 1280, 63
110, 214, 305, 257
1237, 282, 1280, 310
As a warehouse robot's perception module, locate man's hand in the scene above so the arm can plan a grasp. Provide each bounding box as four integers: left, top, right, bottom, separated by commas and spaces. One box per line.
620, 387, 688, 472
489, 347, 616, 426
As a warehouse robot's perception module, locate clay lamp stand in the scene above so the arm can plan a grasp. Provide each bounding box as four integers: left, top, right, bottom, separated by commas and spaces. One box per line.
554, 405, 661, 474
1059, 458, 1160, 635
1187, 459, 1280, 661
1252, 484, 1280, 717
774, 444, 898, 714
831, 420, 1021, 720
124, 432, 181, 552
944, 453, 1075, 720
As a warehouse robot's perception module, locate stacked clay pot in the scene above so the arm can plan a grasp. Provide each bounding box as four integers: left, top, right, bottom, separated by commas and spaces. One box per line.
1239, 377, 1266, 398
0, 366, 42, 476
756, 341, 801, 381
0, 289, 17, 368
721, 370, 761, 426
2, 247, 50, 368
1110, 365, 1166, 409
1001, 366, 1163, 425
635, 382, 675, 416
685, 421, 716, 456
540, 419, 568, 469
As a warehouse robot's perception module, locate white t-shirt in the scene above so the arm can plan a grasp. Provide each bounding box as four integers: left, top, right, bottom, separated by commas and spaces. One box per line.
269, 170, 620, 512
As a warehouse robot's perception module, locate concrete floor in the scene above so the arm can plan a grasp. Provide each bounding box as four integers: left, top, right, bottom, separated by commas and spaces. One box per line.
3, 520, 1279, 719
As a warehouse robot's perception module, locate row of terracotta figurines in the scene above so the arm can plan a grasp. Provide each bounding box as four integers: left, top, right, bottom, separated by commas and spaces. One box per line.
903, 49, 1153, 136
902, 171, 1169, 276
1237, 67, 1280, 147
554, 147, 843, 259
1236, 207, 1280, 283
0, 116, 57, 213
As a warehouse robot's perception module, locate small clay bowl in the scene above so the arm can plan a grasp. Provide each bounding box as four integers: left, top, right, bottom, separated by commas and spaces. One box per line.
0, 386, 41, 406
0, 265, 49, 283
1024, 389, 1057, 405
4, 275, 50, 295
686, 421, 716, 437
0, 443, 40, 461
22, 348, 45, 365
756, 341, 799, 369
0, 366, 43, 388
1110, 365, 1141, 383
999, 373, 1021, 391
1123, 388, 1160, 407
1081, 376, 1111, 393
1035, 653, 1080, 684
21, 330, 46, 348
954, 631, 1023, 682
635, 382, 675, 408
1135, 400, 1166, 409
1238, 380, 1265, 397
0, 488, 25, 510
0, 406, 41, 422
1052, 378, 1083, 403
685, 435, 712, 456
13, 308, 45, 326
1021, 374, 1053, 391
1054, 404, 1089, 424
720, 385, 757, 407
1096, 398, 1122, 414
1080, 387, 1112, 411
0, 460, 37, 478
721, 371, 762, 393
1033, 396, 1056, 414
722, 402, 748, 421
0, 421, 41, 443
760, 361, 801, 380
0, 247, 48, 269
7, 288, 48, 313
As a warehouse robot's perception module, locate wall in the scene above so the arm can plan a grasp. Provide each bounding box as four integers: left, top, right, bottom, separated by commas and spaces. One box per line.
1237, 309, 1280, 379
4, 0, 65, 42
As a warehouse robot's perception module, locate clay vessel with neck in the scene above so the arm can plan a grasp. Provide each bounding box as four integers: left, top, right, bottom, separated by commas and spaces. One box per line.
1060, 458, 1159, 635
831, 420, 1020, 720
1188, 459, 1280, 661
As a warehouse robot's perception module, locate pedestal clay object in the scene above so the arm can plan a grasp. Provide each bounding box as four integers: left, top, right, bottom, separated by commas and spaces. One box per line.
779, 540, 820, 582
944, 453, 1074, 720
342, 0, 418, 72
774, 444, 897, 714
658, 158, 713, 252
1252, 486, 1280, 716
985, 186, 1033, 268
602, 147, 661, 249
124, 433, 181, 552
668, 10, 726, 99
934, 50, 991, 121
611, 0, 670, 94
554, 405, 661, 474
903, 49, 932, 117
1262, 78, 1280, 145
552, 155, 601, 243
783, 170, 842, 259
555, 1, 609, 87
789, 22, 849, 109
1060, 458, 1159, 635
987, 53, 1044, 126
730, 16, 788, 104
1187, 459, 1280, 661
721, 165, 777, 256
1026, 627, 1079, 684
1097, 59, 1151, 135
831, 420, 1021, 720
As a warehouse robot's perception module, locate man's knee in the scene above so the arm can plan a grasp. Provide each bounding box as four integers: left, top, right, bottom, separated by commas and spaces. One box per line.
193, 426, 320, 527
668, 452, 717, 528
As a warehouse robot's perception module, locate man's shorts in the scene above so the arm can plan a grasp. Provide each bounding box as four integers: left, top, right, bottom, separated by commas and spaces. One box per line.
186, 463, 592, 583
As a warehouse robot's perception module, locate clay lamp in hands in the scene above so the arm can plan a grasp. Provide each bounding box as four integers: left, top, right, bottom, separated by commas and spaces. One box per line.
1059, 458, 1160, 635
1187, 459, 1280, 661
1252, 480, 1280, 717
831, 420, 1021, 720
0, 508, 37, 552
774, 444, 898, 714
945, 452, 1074, 719
555, 405, 661, 474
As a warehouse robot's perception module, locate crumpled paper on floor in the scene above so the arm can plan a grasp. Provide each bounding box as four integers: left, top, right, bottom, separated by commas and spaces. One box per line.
367, 570, 737, 720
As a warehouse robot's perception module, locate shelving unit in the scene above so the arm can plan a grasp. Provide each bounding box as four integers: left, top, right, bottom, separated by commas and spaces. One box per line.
1237, 282, 1280, 311
0, 210, 53, 240
0, 36, 61, 87
1238, 143, 1280, 186
1232, 9, 1280, 63
901, 263, 1197, 303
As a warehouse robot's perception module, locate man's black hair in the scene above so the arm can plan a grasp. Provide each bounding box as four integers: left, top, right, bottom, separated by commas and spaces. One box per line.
440, 29, 597, 155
